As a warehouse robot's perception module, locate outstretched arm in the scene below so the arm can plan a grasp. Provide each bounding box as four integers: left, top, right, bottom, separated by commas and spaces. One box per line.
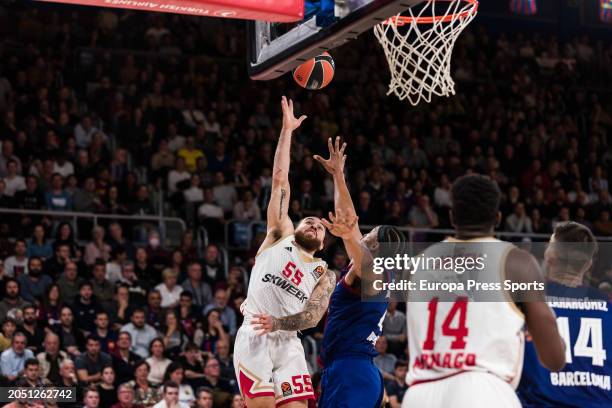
258, 96, 307, 255
251, 269, 336, 334
314, 136, 362, 241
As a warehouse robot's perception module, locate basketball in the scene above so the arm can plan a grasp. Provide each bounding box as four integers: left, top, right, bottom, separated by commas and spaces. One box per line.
292, 52, 335, 90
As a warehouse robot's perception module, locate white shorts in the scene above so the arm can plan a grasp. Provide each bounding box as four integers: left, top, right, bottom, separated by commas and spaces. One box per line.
234, 324, 314, 406
401, 371, 521, 408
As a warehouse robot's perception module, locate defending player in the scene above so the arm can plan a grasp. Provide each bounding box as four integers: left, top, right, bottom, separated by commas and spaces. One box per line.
518, 221, 611, 408
234, 97, 336, 408
402, 175, 566, 408
314, 137, 405, 408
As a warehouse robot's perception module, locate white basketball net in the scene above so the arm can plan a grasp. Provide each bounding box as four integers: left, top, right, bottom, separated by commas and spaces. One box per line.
374, 0, 478, 106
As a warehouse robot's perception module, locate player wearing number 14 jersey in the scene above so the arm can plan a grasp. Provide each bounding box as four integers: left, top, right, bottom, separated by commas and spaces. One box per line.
518, 222, 612, 408
234, 97, 336, 408
403, 175, 566, 408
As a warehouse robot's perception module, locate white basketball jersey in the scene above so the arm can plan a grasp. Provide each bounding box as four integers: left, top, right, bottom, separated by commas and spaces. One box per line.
406, 237, 525, 388
241, 235, 327, 320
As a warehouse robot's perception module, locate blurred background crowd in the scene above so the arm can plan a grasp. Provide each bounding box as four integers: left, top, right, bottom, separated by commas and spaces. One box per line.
0, 2, 611, 408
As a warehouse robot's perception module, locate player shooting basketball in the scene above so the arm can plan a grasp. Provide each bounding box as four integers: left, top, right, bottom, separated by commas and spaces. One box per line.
234, 96, 336, 408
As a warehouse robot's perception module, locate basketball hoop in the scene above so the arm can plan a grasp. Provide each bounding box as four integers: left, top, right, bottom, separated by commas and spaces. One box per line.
374, 0, 478, 106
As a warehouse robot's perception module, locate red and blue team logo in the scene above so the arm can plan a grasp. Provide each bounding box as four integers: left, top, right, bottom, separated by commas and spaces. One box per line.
509, 0, 537, 15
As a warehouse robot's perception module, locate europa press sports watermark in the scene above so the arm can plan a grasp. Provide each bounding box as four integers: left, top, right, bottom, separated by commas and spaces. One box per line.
359, 241, 611, 303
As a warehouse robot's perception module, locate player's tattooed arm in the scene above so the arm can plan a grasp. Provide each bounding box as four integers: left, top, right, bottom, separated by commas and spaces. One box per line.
259, 97, 306, 254
251, 269, 336, 334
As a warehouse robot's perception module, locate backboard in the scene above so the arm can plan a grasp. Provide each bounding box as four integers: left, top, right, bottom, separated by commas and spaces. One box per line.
248, 0, 424, 80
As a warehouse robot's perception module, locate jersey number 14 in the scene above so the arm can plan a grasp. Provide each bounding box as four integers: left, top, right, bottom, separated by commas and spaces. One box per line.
557, 317, 606, 366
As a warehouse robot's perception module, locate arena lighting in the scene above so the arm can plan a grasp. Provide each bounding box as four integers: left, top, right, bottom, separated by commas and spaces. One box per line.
601, 0, 612, 23
509, 0, 537, 15
34, 0, 304, 21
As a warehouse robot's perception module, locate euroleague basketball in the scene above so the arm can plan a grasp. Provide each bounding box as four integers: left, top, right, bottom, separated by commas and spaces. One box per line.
292, 52, 335, 90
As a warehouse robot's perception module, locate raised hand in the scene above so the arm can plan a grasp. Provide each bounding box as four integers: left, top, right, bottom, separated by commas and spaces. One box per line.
314, 136, 347, 175
322, 208, 358, 239
281, 95, 307, 131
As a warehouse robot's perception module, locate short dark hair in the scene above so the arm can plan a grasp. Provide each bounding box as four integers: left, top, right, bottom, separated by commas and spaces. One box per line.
163, 381, 179, 393
79, 281, 93, 290
395, 360, 408, 369
451, 175, 501, 231
28, 257, 42, 268
25, 358, 39, 369
552, 221, 598, 272
86, 335, 100, 344
195, 387, 213, 399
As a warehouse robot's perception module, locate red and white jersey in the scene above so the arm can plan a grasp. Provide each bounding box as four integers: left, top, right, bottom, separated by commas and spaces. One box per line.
406, 237, 525, 388
241, 235, 327, 320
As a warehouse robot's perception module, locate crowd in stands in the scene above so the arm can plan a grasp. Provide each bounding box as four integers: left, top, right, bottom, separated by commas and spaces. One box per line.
0, 3, 611, 408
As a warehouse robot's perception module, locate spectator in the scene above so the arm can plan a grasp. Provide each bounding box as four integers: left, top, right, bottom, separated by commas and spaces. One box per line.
201, 245, 223, 286
0, 332, 34, 383
146, 338, 172, 386
55, 360, 79, 397
73, 282, 103, 334
106, 223, 136, 260
91, 311, 118, 353
385, 360, 409, 408
155, 268, 182, 309
373, 336, 396, 382
108, 285, 132, 329
83, 388, 101, 408
0, 279, 28, 321
193, 387, 214, 408
195, 309, 229, 354
45, 173, 73, 211
3, 159, 25, 197
0, 318, 17, 352
153, 381, 189, 408
161, 363, 195, 406
43, 243, 71, 280
177, 292, 198, 339
111, 383, 145, 408
52, 306, 85, 358
0, 140, 22, 177
75, 336, 112, 384
57, 261, 83, 304
181, 262, 212, 308
409, 195, 439, 229
84, 226, 112, 265
17, 257, 52, 304
200, 356, 233, 408
197, 187, 224, 225
180, 342, 206, 390
111, 331, 140, 385
18, 305, 45, 354
144, 290, 164, 331
184, 174, 204, 204
215, 339, 234, 383
120, 308, 158, 359
211, 172, 236, 215
4, 239, 28, 277
203, 289, 237, 337
178, 136, 204, 173
15, 357, 45, 387
167, 157, 190, 195
97, 366, 118, 408
383, 302, 407, 357
36, 283, 62, 328
36, 332, 68, 384
90, 260, 114, 312
505, 202, 533, 234
26, 225, 53, 260
161, 310, 188, 359
232, 190, 261, 221
128, 360, 160, 407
